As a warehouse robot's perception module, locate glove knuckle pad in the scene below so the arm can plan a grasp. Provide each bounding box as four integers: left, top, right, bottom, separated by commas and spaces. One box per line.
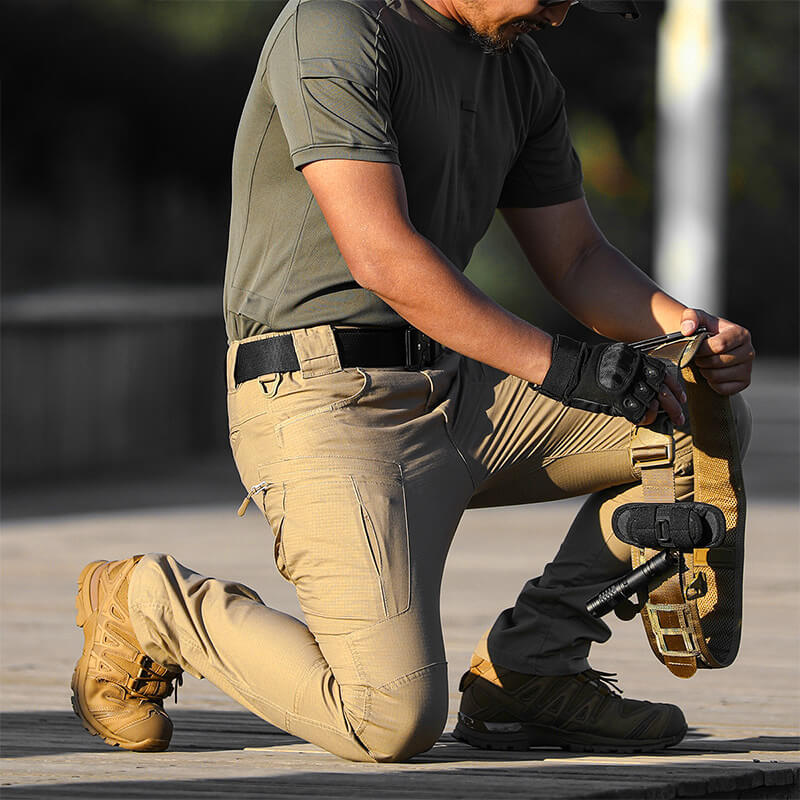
633, 380, 653, 402
597, 343, 638, 391
541, 336, 667, 424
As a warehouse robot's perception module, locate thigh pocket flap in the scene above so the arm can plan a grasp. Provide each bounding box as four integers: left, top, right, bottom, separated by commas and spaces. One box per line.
258, 457, 410, 626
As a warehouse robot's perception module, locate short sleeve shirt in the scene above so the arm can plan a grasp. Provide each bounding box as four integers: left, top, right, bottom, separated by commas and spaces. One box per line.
223, 0, 584, 340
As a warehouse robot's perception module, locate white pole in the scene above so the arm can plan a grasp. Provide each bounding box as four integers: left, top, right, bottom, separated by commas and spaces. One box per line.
654, 0, 725, 315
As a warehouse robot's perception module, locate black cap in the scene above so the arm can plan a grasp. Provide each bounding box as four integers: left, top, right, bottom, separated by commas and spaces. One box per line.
579, 1, 639, 20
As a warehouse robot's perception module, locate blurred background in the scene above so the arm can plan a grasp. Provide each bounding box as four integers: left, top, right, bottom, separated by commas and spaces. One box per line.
1, 0, 798, 514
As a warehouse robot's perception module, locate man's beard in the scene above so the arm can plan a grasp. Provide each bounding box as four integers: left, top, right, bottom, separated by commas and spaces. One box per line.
468, 26, 516, 55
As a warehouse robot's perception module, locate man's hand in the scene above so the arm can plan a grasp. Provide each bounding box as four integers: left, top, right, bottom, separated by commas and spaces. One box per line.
679, 309, 754, 395
538, 335, 686, 427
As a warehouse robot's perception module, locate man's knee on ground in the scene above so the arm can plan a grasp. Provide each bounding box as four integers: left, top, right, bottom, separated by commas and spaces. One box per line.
352, 664, 448, 763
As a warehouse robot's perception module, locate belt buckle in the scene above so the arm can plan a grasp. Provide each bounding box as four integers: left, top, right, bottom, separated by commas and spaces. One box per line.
404, 328, 433, 370
630, 440, 674, 470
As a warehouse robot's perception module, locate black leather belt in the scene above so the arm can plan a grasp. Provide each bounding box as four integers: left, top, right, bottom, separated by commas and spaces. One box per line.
234, 327, 442, 385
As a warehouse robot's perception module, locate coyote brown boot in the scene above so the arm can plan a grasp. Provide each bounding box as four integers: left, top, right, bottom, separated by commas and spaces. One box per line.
71, 557, 182, 752
453, 656, 687, 753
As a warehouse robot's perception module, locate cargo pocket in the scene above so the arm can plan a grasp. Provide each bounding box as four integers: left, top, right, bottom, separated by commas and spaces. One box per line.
273, 368, 369, 443
257, 457, 410, 628
259, 480, 291, 582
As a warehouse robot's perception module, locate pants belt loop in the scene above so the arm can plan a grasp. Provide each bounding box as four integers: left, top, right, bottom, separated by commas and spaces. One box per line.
291, 326, 342, 378
226, 341, 242, 392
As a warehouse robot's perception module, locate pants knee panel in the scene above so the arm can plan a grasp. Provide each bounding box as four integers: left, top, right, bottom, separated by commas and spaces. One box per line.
355, 663, 448, 763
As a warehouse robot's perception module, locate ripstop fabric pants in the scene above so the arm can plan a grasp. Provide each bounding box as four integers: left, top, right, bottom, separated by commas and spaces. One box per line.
128, 325, 751, 762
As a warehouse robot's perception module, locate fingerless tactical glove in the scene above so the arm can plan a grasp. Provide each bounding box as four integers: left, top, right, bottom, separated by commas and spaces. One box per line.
537, 335, 667, 423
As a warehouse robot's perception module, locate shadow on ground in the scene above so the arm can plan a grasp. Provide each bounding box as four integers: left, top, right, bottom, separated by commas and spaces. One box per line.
1, 764, 798, 799
2, 710, 797, 761
0, 709, 302, 758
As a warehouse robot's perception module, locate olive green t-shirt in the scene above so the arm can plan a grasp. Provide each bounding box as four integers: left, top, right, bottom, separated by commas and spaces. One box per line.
223, 0, 584, 341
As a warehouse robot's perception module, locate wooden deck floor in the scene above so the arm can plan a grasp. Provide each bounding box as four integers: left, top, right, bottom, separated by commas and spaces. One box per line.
2, 495, 798, 798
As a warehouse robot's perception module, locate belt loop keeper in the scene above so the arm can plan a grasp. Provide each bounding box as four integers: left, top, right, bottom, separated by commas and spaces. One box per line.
226, 341, 241, 392
259, 373, 281, 397
291, 326, 342, 378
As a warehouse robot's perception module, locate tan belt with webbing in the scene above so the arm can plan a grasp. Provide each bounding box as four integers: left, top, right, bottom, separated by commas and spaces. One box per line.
630, 336, 746, 678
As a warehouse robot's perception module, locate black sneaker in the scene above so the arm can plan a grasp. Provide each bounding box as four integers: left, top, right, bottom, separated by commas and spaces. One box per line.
453, 656, 687, 753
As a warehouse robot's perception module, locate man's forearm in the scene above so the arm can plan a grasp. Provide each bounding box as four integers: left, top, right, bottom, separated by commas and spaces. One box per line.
551, 240, 687, 342
353, 231, 554, 384
502, 202, 688, 342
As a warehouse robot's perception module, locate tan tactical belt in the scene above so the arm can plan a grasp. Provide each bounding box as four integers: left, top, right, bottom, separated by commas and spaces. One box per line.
629, 335, 746, 678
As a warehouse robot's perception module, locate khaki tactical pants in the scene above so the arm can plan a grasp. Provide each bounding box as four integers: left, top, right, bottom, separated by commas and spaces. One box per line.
129, 325, 751, 762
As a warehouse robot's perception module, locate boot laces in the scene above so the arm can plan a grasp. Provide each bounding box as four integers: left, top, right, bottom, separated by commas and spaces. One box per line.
174, 673, 182, 703
98, 657, 183, 704
581, 669, 623, 697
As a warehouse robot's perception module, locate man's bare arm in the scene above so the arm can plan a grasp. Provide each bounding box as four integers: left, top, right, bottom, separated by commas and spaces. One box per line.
502, 200, 754, 395
302, 159, 684, 423
302, 159, 554, 385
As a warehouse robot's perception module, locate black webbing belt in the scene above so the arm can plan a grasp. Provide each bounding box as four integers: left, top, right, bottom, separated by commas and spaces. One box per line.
233, 327, 442, 385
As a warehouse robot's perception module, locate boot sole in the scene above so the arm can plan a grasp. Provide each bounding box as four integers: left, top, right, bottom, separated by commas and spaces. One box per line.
71, 560, 169, 753
452, 720, 686, 754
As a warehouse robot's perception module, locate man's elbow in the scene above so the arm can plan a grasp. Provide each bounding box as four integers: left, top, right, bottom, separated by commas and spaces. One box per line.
347, 254, 380, 291
345, 242, 409, 297
345, 255, 387, 296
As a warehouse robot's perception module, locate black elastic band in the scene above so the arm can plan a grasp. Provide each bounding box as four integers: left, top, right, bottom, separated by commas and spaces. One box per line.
234, 335, 299, 385
332, 329, 409, 368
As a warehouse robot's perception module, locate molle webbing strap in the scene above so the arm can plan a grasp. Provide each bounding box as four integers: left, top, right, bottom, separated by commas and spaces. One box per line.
631, 426, 699, 678
631, 358, 745, 678
631, 426, 675, 503
680, 363, 746, 670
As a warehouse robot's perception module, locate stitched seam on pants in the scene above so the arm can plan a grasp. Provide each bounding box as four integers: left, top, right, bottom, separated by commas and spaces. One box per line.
540, 446, 635, 482
178, 641, 313, 732
274, 368, 369, 436
350, 475, 388, 616
346, 635, 368, 684
133, 608, 272, 706
291, 656, 329, 719
342, 608, 424, 684
344, 632, 445, 691
208, 664, 289, 726
354, 686, 373, 739
377, 660, 446, 691
284, 707, 371, 742
439, 408, 479, 490
540, 445, 632, 468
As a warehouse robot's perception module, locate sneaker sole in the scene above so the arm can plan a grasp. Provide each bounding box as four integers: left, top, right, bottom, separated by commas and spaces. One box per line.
452, 719, 686, 754
71, 560, 169, 753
